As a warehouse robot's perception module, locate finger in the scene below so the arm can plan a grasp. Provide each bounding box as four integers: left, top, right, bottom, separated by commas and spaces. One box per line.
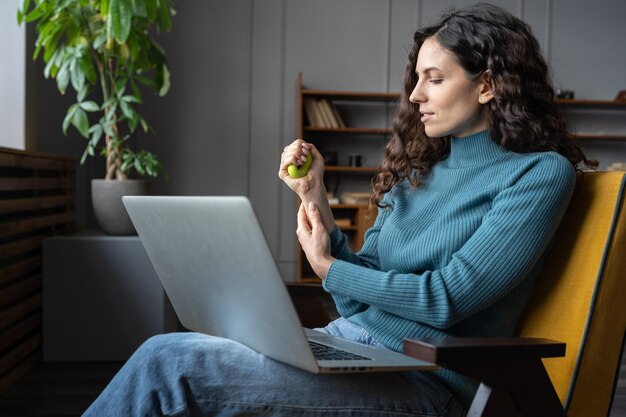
306, 144, 325, 169
307, 202, 322, 231
281, 141, 309, 167
297, 203, 311, 232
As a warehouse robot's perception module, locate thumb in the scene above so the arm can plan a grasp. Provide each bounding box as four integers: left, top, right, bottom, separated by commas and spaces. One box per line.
307, 202, 321, 228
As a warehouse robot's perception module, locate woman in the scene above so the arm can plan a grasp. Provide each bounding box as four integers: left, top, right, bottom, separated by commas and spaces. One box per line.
84, 3, 596, 416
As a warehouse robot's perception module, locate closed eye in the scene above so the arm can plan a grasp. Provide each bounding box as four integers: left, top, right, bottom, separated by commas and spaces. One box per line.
430, 79, 443, 84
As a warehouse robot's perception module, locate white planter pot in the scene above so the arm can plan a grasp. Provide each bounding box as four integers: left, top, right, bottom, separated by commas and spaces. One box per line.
91, 179, 152, 235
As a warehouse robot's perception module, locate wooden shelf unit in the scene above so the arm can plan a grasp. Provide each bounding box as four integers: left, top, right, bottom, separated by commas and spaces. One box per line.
557, 98, 626, 141
295, 74, 389, 282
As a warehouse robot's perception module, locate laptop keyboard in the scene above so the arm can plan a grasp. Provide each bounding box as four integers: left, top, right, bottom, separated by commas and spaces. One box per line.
308, 340, 372, 361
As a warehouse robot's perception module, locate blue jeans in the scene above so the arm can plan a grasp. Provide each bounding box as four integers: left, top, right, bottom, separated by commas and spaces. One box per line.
83, 318, 465, 416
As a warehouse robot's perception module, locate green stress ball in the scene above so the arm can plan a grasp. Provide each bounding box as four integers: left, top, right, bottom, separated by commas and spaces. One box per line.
288, 153, 313, 179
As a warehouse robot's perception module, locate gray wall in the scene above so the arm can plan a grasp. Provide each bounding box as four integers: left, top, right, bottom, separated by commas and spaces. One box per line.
26, 0, 626, 281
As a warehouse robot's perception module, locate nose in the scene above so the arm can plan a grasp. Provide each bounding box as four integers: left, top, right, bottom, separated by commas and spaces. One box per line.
409, 82, 425, 104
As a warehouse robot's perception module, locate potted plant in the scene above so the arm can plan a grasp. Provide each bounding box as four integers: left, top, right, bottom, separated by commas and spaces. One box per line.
18, 0, 175, 235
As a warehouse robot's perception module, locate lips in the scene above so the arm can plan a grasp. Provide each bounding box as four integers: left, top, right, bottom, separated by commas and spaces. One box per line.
420, 111, 434, 123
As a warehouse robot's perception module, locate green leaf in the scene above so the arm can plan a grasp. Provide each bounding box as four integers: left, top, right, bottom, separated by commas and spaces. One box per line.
93, 32, 107, 50
158, 0, 172, 32
145, 0, 156, 20
80, 101, 100, 112
158, 64, 170, 96
63, 104, 79, 135
119, 100, 133, 119
121, 94, 141, 103
115, 78, 127, 94
45, 45, 66, 79
130, 0, 147, 17
72, 108, 90, 138
134, 158, 144, 174
70, 57, 86, 93
42, 27, 64, 63
134, 74, 156, 88
80, 146, 92, 164
101, 0, 110, 17
139, 115, 151, 133
79, 54, 97, 85
102, 119, 116, 137
108, 0, 132, 43
43, 49, 60, 78
23, 4, 45, 24
56, 63, 71, 94
82, 124, 104, 164
77, 86, 89, 102
16, 5, 25, 25
104, 102, 118, 122
129, 78, 142, 98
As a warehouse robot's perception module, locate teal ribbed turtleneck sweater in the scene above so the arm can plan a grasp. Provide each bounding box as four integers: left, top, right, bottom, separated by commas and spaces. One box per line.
322, 130, 576, 406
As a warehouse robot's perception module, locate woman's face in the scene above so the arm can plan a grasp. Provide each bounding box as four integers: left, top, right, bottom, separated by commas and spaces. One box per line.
409, 37, 492, 138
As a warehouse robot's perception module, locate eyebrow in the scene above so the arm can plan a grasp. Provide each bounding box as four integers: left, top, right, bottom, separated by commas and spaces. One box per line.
415, 66, 444, 75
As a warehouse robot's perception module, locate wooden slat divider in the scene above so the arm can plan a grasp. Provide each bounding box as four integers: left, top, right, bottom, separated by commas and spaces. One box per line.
0, 334, 41, 375
0, 149, 74, 171
0, 236, 43, 259
0, 257, 41, 287
0, 295, 42, 332
0, 212, 75, 239
0, 350, 40, 393
0, 276, 41, 307
0, 177, 74, 191
0, 147, 75, 393
0, 313, 41, 353
0, 195, 75, 215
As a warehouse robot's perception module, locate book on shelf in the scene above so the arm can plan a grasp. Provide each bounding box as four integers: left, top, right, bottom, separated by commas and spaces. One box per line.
335, 218, 352, 228
340, 191, 371, 205
318, 99, 336, 128
304, 98, 324, 127
606, 162, 626, 171
329, 101, 346, 128
327, 192, 340, 205
303, 98, 345, 128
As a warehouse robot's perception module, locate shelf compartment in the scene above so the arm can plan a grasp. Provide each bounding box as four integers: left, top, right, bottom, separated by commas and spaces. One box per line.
325, 166, 378, 173
302, 90, 400, 102
556, 99, 626, 108
570, 134, 626, 141
304, 126, 392, 135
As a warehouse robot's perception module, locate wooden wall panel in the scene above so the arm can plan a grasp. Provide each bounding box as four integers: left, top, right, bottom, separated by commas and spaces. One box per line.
0, 146, 75, 393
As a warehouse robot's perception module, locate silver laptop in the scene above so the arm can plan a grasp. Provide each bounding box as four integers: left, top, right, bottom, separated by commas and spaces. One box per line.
123, 195, 435, 373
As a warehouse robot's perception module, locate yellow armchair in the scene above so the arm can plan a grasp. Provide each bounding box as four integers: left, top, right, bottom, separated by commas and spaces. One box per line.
404, 171, 626, 417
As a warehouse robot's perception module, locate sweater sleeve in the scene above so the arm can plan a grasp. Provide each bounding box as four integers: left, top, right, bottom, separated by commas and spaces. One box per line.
323, 156, 576, 329
324, 200, 392, 317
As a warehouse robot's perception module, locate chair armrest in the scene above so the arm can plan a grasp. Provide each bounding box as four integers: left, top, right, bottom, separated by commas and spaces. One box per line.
403, 338, 567, 417
403, 337, 565, 365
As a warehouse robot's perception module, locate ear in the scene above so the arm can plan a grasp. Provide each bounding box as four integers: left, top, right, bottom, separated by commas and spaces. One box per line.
477, 70, 495, 104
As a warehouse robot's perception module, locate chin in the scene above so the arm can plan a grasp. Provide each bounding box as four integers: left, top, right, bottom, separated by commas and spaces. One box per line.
424, 127, 449, 138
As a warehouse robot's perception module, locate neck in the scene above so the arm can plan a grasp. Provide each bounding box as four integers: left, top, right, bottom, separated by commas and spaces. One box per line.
446, 130, 506, 167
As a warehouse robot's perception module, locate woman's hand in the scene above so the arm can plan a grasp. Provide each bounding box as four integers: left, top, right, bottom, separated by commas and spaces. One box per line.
278, 139, 325, 198
280, 139, 336, 234
297, 202, 335, 280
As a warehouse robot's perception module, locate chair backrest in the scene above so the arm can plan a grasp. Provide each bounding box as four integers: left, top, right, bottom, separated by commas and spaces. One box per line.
517, 171, 626, 417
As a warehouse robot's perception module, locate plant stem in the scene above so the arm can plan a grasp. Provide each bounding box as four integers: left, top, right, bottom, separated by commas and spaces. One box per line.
99, 48, 126, 180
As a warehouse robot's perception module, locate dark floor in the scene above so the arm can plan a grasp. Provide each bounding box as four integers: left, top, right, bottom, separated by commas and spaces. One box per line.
0, 362, 122, 417
0, 358, 624, 417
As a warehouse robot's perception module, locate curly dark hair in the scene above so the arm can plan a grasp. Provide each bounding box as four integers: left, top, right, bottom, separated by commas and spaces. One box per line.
371, 3, 597, 207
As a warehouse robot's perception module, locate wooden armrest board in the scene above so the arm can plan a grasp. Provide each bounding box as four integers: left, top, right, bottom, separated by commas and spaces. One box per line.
403, 337, 566, 365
